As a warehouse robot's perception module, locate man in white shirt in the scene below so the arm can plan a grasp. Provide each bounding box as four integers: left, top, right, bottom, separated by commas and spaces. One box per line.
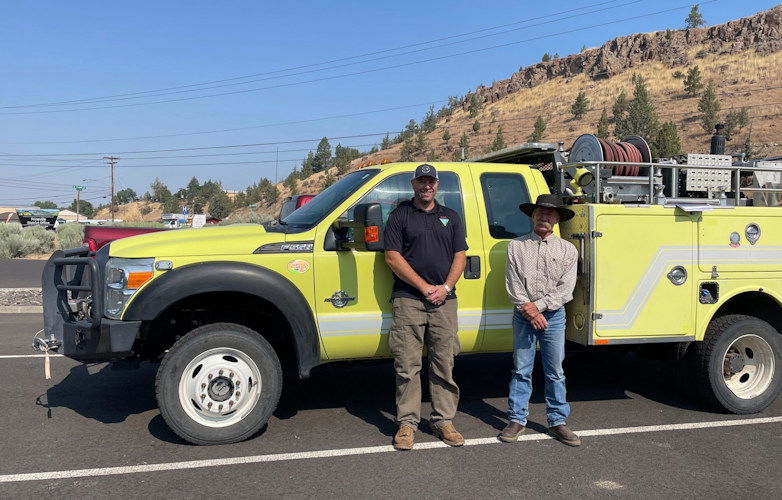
500, 194, 581, 446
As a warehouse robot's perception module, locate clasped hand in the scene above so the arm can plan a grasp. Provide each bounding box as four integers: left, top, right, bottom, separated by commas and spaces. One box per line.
423, 284, 448, 306
520, 302, 548, 330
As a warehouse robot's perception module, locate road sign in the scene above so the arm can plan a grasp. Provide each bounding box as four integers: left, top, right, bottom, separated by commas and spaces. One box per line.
72, 185, 86, 191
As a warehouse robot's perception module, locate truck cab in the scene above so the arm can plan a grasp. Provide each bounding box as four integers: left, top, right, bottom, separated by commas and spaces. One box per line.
40, 150, 782, 445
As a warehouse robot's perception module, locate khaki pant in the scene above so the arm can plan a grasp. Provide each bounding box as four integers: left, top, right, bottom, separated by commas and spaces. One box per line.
388, 297, 460, 430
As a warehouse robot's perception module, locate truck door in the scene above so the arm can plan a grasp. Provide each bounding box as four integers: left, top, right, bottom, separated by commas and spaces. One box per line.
470, 168, 538, 351
313, 168, 485, 360
592, 206, 696, 340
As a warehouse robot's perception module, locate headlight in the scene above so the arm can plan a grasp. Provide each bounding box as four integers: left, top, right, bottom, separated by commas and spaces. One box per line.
104, 258, 154, 319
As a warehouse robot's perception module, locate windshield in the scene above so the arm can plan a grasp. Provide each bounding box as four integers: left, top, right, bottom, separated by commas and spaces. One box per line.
280, 169, 380, 230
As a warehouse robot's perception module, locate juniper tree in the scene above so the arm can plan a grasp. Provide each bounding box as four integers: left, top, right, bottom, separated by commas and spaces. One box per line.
724, 107, 750, 140
596, 108, 610, 139
528, 116, 546, 142
617, 76, 659, 140
685, 4, 705, 29
698, 81, 720, 134
458, 132, 470, 158
683, 66, 704, 97
571, 91, 589, 120
442, 129, 451, 143
653, 121, 682, 158
468, 94, 483, 118
491, 126, 506, 151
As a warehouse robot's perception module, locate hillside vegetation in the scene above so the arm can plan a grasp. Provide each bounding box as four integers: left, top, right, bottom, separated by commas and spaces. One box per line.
105, 6, 782, 221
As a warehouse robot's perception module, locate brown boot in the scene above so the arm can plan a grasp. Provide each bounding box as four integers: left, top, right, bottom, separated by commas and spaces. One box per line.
393, 425, 415, 451
432, 423, 465, 447
498, 421, 526, 443
548, 424, 581, 447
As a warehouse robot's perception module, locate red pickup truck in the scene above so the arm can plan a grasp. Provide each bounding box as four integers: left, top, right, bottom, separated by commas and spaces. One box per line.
82, 225, 167, 252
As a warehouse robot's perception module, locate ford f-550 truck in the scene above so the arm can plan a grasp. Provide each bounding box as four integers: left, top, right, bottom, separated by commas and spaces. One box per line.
39, 140, 782, 445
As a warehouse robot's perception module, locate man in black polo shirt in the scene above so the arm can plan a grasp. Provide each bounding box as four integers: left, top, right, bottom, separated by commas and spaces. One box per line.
383, 163, 467, 451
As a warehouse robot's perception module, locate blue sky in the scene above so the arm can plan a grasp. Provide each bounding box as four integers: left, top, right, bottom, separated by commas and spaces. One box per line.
0, 0, 777, 208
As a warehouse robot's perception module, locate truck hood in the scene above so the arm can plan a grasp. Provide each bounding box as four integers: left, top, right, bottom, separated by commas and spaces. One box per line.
107, 224, 288, 258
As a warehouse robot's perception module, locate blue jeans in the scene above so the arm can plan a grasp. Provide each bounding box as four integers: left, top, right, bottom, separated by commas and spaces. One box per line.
507, 307, 570, 427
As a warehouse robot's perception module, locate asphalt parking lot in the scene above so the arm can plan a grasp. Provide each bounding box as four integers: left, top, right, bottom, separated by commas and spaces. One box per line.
1, 312, 780, 497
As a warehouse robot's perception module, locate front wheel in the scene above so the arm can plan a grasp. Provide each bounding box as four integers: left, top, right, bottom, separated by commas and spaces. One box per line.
693, 315, 781, 414
156, 323, 282, 445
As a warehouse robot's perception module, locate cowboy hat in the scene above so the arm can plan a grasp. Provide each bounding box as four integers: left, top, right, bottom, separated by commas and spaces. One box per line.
519, 194, 575, 222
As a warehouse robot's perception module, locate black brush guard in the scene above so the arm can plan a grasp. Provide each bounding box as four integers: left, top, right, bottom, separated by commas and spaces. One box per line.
40, 246, 140, 363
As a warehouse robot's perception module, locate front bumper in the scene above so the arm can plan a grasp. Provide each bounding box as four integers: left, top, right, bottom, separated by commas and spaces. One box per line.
41, 246, 141, 363
61, 318, 141, 362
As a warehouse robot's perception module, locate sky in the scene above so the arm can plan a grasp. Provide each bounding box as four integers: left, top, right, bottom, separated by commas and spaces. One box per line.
0, 0, 777, 209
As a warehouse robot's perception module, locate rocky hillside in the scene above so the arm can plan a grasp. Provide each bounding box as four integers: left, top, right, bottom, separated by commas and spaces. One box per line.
111, 6, 782, 222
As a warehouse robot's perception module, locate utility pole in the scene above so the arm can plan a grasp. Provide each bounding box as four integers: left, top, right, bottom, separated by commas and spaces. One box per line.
103, 156, 119, 222
275, 146, 279, 184
72, 185, 86, 222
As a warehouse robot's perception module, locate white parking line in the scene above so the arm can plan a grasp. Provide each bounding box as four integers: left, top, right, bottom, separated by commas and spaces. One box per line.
0, 354, 63, 359
0, 416, 779, 483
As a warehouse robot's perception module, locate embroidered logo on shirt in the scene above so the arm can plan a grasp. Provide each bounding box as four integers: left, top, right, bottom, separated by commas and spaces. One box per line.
439, 216, 449, 226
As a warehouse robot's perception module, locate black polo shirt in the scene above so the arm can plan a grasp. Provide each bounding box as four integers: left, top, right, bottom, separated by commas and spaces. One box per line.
383, 199, 468, 300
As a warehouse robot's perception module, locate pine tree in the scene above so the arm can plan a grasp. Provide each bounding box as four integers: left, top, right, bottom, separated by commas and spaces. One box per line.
421, 105, 437, 133
442, 129, 451, 143
528, 116, 546, 142
683, 66, 704, 97
541, 53, 551, 62
381, 133, 392, 150
468, 94, 483, 118
622, 75, 659, 141
472, 120, 481, 133
321, 172, 336, 189
685, 4, 705, 29
653, 121, 681, 158
612, 91, 629, 137
698, 81, 721, 134
312, 137, 332, 173
491, 126, 506, 151
724, 107, 750, 140
571, 90, 589, 120
458, 132, 470, 158
399, 137, 416, 161
207, 191, 232, 219
742, 135, 757, 159
596, 108, 610, 139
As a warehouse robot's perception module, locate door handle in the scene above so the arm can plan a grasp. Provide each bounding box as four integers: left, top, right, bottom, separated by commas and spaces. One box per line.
464, 256, 481, 279
324, 290, 355, 308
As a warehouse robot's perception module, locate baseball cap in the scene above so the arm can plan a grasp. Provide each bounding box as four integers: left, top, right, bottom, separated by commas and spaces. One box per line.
412, 163, 438, 180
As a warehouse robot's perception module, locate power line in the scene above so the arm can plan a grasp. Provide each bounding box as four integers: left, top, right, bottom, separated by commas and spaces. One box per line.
0, 0, 627, 110
0, 102, 443, 145
0, 1, 714, 115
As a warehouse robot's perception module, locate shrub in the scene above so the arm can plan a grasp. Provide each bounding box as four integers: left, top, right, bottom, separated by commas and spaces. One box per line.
0, 224, 56, 258
219, 213, 274, 225
56, 223, 85, 250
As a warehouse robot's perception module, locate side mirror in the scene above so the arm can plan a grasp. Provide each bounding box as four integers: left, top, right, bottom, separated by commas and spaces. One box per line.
333, 203, 384, 251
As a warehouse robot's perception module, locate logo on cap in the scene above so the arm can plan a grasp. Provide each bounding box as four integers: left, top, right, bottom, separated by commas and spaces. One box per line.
413, 163, 438, 180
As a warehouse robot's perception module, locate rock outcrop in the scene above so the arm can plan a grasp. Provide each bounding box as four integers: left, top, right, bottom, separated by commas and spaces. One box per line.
464, 5, 782, 106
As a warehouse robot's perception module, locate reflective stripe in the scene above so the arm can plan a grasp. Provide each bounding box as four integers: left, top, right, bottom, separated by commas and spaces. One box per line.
597, 245, 782, 330
318, 309, 513, 337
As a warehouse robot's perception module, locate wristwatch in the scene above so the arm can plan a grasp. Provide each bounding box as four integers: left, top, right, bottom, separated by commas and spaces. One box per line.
443, 284, 451, 294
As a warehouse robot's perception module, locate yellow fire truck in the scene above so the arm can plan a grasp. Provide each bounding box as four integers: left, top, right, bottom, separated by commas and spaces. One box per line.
39, 136, 781, 445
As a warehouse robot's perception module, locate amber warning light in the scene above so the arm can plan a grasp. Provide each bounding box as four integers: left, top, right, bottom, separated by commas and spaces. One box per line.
364, 226, 379, 243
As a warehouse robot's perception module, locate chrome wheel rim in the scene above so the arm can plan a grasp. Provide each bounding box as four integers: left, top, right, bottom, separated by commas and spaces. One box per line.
178, 347, 262, 427
722, 334, 775, 400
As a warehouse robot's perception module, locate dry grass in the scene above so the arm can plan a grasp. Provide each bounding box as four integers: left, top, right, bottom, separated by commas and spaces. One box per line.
405, 48, 782, 159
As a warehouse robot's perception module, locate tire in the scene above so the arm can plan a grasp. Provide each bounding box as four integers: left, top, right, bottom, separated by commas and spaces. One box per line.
156, 322, 282, 445
693, 314, 782, 414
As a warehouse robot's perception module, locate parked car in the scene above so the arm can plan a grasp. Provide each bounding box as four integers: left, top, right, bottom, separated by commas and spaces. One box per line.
279, 194, 316, 220
82, 225, 168, 252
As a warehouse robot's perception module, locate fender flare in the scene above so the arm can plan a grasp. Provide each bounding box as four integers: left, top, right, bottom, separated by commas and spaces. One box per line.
123, 261, 319, 378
